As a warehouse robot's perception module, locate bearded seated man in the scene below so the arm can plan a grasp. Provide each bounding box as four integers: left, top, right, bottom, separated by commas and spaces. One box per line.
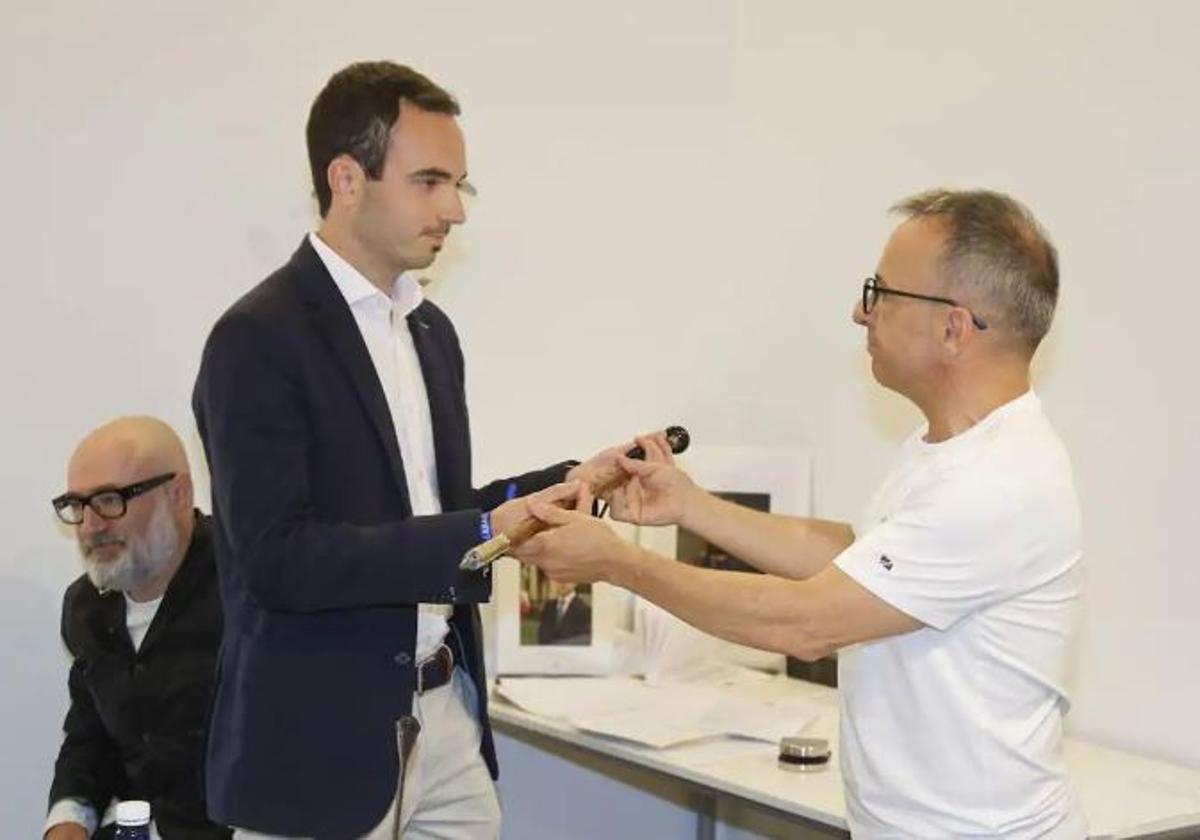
45, 417, 229, 840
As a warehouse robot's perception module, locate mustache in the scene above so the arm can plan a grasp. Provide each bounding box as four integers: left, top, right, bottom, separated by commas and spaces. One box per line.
82, 533, 125, 554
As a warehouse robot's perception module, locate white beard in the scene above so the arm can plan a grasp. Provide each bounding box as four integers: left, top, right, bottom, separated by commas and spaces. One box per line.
81, 500, 180, 594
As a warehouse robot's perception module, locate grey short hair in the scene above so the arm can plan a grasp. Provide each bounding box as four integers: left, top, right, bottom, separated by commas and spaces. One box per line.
892, 189, 1059, 352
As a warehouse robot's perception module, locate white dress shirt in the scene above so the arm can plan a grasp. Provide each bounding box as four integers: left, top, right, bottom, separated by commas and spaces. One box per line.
308, 232, 452, 663
556, 592, 574, 622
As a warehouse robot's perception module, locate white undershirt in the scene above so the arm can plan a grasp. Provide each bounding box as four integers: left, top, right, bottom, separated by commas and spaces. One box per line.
309, 232, 451, 662
124, 592, 163, 652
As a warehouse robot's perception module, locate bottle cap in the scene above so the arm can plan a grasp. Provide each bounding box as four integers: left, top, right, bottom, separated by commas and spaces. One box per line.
116, 800, 151, 824
778, 736, 831, 772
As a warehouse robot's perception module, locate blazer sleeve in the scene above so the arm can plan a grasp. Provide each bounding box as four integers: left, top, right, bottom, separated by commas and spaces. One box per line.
48, 599, 126, 818
193, 311, 488, 613
473, 460, 579, 512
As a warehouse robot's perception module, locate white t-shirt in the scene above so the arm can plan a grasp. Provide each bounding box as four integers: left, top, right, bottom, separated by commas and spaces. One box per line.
834, 391, 1087, 839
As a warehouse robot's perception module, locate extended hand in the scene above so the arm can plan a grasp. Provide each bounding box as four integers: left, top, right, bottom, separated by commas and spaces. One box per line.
566, 429, 675, 498
489, 480, 592, 537
512, 502, 633, 585
609, 446, 697, 527
45, 823, 88, 840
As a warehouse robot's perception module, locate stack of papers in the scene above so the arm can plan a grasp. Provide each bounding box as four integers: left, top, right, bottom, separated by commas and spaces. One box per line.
495, 670, 822, 749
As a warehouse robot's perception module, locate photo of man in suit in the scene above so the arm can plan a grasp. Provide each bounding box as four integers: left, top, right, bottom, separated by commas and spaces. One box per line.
536, 581, 593, 647
192, 61, 613, 839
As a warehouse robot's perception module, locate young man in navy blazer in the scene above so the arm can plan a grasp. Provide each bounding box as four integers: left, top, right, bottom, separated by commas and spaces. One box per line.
193, 62, 612, 839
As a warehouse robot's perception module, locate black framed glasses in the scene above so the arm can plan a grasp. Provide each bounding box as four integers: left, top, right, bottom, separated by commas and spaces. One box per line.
862, 275, 988, 330
52, 472, 176, 525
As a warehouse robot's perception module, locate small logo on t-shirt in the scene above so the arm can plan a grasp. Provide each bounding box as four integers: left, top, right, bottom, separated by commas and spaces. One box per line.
879, 555, 894, 571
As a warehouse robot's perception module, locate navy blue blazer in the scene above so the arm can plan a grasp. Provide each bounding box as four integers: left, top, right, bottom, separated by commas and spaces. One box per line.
192, 238, 573, 838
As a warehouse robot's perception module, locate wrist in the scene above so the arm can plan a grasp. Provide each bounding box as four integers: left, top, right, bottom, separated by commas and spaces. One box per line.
677, 484, 708, 532
607, 540, 643, 590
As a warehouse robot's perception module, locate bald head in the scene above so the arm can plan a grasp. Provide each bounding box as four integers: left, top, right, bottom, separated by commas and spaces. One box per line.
69, 416, 191, 487
63, 416, 195, 599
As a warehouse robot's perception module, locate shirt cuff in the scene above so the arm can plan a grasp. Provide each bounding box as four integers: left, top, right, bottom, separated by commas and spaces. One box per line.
45, 798, 97, 837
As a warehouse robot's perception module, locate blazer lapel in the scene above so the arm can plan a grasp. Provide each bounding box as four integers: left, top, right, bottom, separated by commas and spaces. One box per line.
138, 511, 206, 657
288, 238, 411, 504
82, 587, 133, 659
408, 302, 465, 507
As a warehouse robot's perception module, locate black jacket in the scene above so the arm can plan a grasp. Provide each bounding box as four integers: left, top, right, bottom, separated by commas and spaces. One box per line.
49, 511, 229, 839
192, 237, 573, 838
537, 595, 593, 645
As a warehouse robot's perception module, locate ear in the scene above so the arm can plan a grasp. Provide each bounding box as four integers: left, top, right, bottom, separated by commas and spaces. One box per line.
326, 154, 365, 211
942, 307, 974, 357
170, 472, 195, 513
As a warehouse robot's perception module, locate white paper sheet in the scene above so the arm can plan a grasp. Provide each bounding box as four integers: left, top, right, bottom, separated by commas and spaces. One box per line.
495, 670, 822, 750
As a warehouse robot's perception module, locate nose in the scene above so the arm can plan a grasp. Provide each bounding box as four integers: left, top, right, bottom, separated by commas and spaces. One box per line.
852, 298, 868, 327
442, 189, 467, 226
78, 504, 109, 537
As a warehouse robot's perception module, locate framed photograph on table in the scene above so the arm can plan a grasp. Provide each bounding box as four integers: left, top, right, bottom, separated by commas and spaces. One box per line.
492, 521, 632, 675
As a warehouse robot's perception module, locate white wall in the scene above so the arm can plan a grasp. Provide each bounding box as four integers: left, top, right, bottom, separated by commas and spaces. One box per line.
2, 0, 1198, 834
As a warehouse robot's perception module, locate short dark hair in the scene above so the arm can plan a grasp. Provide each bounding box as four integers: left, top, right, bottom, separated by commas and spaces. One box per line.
892, 189, 1059, 352
306, 61, 460, 217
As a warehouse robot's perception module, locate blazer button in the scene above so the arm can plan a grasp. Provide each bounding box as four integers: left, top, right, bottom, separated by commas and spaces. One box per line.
393, 652, 412, 666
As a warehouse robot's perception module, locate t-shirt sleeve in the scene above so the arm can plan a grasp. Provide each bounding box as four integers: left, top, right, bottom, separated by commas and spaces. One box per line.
834, 475, 1031, 631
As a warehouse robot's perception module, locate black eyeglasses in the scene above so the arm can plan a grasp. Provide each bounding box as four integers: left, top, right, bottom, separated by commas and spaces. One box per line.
862, 276, 988, 330
52, 472, 176, 525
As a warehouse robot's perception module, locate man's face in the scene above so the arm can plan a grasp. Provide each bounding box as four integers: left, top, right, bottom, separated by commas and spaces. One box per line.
549, 580, 576, 600
352, 101, 469, 273
66, 450, 179, 593
853, 218, 950, 395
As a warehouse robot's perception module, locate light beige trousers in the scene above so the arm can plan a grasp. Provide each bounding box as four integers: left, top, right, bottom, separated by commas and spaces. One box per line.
234, 668, 500, 840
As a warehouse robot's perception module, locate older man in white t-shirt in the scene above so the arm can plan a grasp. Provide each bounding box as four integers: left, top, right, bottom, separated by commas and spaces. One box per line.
512, 189, 1087, 838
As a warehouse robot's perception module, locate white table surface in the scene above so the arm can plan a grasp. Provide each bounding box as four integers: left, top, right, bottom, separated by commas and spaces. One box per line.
490, 677, 1200, 839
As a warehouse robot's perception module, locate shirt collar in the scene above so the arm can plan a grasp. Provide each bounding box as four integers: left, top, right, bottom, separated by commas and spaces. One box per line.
308, 232, 424, 318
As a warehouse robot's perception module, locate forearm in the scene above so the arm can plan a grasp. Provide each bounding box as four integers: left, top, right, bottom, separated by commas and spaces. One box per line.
681, 490, 854, 580
228, 509, 490, 612
474, 460, 577, 511
51, 662, 122, 821
610, 545, 835, 661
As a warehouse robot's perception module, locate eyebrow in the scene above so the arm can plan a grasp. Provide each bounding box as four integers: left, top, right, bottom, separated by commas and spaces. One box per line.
408, 167, 456, 181
872, 273, 890, 288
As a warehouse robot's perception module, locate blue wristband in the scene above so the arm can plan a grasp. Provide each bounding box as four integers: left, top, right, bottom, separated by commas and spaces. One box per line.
480, 511, 493, 541
504, 481, 519, 501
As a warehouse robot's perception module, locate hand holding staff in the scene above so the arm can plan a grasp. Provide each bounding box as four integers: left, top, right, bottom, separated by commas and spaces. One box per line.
458, 426, 690, 571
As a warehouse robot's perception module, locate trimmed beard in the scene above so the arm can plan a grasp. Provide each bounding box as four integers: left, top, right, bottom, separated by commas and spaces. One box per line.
80, 499, 180, 594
